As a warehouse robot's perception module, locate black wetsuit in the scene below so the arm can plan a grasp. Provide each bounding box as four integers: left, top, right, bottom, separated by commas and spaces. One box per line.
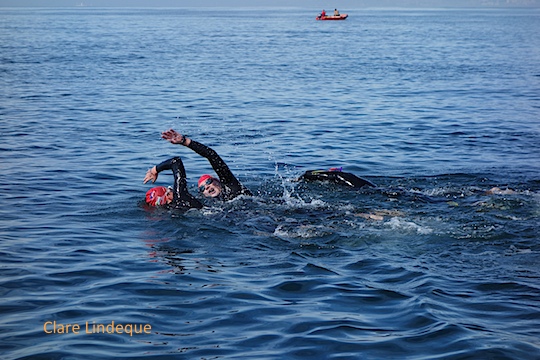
188, 140, 252, 201
155, 157, 203, 210
154, 140, 251, 210
299, 170, 376, 188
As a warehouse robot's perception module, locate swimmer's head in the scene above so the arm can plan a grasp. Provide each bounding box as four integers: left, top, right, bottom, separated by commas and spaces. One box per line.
145, 186, 173, 206
198, 174, 222, 198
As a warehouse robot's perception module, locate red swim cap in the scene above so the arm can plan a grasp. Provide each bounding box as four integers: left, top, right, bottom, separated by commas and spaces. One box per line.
198, 174, 214, 187
145, 186, 168, 206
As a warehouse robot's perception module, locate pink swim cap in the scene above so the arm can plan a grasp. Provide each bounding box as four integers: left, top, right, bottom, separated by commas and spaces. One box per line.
145, 186, 168, 206
198, 174, 214, 187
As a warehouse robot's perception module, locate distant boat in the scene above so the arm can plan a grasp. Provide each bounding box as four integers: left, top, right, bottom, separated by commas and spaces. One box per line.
316, 14, 348, 21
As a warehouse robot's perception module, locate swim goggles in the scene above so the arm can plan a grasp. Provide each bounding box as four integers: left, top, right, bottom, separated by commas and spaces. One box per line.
199, 178, 213, 192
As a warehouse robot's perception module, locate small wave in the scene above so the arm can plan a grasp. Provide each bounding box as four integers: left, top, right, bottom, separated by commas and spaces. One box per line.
282, 196, 327, 209
411, 185, 481, 198
385, 218, 433, 235
273, 224, 333, 239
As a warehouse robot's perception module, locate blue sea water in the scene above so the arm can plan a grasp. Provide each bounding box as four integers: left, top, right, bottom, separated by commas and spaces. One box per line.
1, 6, 540, 359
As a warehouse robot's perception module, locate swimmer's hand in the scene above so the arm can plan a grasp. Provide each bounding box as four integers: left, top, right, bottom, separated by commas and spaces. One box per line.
143, 166, 158, 184
162, 128, 190, 146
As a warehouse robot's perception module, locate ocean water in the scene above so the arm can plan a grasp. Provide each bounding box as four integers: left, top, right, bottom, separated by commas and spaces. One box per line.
1, 7, 539, 359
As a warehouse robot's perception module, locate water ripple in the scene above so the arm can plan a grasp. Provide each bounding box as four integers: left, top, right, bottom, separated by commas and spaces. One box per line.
1, 7, 540, 360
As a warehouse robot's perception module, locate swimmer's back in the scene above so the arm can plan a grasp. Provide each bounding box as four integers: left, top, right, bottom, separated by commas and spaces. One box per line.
299, 169, 376, 188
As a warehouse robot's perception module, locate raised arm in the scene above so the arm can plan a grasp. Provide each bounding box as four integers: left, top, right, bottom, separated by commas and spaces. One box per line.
143, 156, 203, 209
161, 129, 252, 198
161, 129, 237, 183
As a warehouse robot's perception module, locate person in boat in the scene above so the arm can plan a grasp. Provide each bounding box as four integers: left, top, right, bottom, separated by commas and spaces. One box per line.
320, 9, 326, 18
143, 129, 252, 209
334, 9, 340, 16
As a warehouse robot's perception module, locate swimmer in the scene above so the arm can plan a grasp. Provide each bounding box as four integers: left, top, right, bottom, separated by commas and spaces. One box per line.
297, 168, 389, 219
297, 168, 376, 189
143, 130, 252, 209
469, 186, 518, 209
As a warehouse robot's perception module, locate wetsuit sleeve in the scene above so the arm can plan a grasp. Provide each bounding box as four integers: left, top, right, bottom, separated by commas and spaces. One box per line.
155, 157, 203, 210
187, 140, 237, 183
186, 140, 252, 199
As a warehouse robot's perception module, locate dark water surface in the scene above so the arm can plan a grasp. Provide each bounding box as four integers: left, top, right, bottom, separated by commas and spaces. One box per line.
1, 7, 539, 359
